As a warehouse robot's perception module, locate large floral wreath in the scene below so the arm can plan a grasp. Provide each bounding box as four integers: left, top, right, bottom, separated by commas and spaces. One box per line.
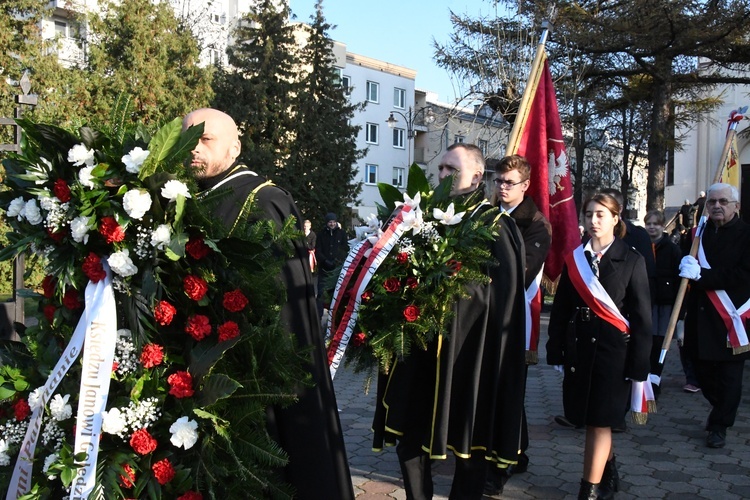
0, 108, 306, 499
326, 164, 502, 376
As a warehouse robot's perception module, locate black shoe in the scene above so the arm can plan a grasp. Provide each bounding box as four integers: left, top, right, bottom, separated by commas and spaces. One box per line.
707, 429, 726, 448
483, 468, 509, 497
598, 455, 619, 497
554, 415, 581, 428
577, 479, 599, 500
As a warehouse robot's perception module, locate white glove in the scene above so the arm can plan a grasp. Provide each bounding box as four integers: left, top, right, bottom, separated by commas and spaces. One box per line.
679, 255, 701, 280
553, 365, 564, 374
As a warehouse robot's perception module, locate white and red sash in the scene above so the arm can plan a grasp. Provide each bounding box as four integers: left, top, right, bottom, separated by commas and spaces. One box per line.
565, 245, 655, 423
524, 268, 543, 364
697, 238, 750, 354
565, 246, 629, 333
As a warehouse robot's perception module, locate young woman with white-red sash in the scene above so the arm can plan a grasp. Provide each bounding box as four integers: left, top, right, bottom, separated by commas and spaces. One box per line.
546, 193, 652, 500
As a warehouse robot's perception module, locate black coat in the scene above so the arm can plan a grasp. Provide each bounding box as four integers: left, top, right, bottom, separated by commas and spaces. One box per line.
652, 233, 682, 305
546, 238, 652, 427
198, 165, 354, 500
684, 215, 750, 362
316, 225, 348, 272
508, 196, 552, 288
372, 204, 527, 466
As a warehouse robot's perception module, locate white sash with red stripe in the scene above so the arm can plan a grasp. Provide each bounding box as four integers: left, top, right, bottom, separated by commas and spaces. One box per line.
565, 246, 629, 333
697, 238, 750, 353
565, 245, 656, 422
325, 205, 414, 378
524, 268, 543, 363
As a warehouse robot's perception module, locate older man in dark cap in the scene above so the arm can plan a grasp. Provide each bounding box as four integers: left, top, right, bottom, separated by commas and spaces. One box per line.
316, 212, 349, 316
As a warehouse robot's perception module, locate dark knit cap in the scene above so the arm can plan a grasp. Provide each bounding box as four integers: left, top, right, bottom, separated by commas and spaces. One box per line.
325, 213, 337, 222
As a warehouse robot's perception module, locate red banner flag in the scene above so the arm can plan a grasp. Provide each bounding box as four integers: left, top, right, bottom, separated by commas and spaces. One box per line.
513, 58, 580, 283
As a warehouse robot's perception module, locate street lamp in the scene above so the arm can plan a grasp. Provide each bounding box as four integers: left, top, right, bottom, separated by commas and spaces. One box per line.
386, 105, 436, 166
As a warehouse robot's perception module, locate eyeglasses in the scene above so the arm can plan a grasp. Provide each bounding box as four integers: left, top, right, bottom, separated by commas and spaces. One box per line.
493, 178, 527, 189
706, 198, 737, 206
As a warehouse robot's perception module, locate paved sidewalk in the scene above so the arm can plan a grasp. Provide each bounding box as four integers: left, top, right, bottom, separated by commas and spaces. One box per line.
332, 314, 750, 499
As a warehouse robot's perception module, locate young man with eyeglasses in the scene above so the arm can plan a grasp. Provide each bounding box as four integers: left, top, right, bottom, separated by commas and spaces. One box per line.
679, 182, 750, 449
484, 155, 551, 495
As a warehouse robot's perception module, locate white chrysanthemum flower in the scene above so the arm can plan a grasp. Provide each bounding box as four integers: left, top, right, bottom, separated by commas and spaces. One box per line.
169, 416, 199, 450
38, 196, 58, 212
70, 215, 91, 244
6, 197, 26, 220
101, 407, 127, 435
0, 439, 10, 466
150, 224, 172, 250
160, 180, 191, 201
49, 394, 72, 421
24, 199, 43, 225
122, 147, 150, 174
67, 143, 95, 166
108, 249, 138, 277
43, 452, 59, 478
122, 189, 152, 220
433, 203, 465, 226
28, 387, 44, 412
79, 165, 96, 189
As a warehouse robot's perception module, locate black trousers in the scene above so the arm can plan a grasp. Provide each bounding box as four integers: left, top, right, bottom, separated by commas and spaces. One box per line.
396, 434, 488, 500
692, 357, 745, 431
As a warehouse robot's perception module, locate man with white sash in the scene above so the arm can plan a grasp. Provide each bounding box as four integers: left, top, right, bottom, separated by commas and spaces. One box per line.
485, 155, 551, 494
679, 182, 750, 449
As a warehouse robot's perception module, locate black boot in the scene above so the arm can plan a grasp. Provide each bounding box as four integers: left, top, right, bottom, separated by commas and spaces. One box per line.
578, 479, 598, 500
598, 455, 619, 498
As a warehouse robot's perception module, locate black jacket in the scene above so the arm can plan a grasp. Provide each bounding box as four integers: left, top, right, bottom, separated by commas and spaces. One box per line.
507, 196, 552, 288
652, 233, 682, 305
316, 225, 348, 272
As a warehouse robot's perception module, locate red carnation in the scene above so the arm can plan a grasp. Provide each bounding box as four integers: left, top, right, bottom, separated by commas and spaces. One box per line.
351, 332, 367, 347
82, 252, 106, 283
130, 428, 157, 455
112, 361, 119, 372
396, 252, 409, 265
186, 237, 211, 260
43, 304, 56, 323
177, 492, 203, 500
42, 275, 56, 298
168, 371, 194, 398
405, 277, 419, 290
222, 289, 249, 312
183, 275, 209, 301
13, 399, 31, 421
217, 321, 240, 342
361, 290, 373, 303
47, 227, 66, 243
154, 300, 177, 326
152, 458, 176, 485
62, 288, 81, 310
185, 314, 212, 341
383, 277, 401, 293
53, 179, 72, 202
119, 464, 136, 488
447, 259, 462, 276
99, 216, 126, 244
140, 343, 164, 368
403, 305, 420, 323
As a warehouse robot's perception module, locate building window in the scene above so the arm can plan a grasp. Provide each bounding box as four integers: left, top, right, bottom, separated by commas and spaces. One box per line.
342, 75, 352, 94
366, 81, 379, 103
392, 128, 405, 149
454, 135, 465, 144
393, 167, 405, 187
393, 88, 405, 109
365, 164, 378, 184
366, 123, 379, 144
478, 139, 488, 157
209, 49, 220, 65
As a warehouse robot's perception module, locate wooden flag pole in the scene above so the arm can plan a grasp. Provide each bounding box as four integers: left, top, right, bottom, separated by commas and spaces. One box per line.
658, 108, 746, 365
506, 21, 551, 154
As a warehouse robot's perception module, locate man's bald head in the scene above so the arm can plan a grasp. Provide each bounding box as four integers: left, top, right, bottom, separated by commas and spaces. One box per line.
183, 108, 241, 179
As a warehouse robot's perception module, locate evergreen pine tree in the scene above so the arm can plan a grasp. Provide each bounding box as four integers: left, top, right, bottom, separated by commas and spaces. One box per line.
287, 0, 364, 227
211, 0, 300, 176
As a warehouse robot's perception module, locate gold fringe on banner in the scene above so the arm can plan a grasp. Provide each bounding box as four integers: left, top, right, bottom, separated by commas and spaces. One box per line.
525, 350, 539, 365
542, 274, 560, 296
732, 344, 750, 355
647, 400, 658, 414
631, 412, 649, 425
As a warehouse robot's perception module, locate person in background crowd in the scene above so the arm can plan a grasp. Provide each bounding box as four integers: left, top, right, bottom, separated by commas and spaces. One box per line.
304, 219, 317, 293
547, 192, 652, 500
643, 209, 682, 398
372, 144, 527, 499
693, 191, 707, 227
679, 183, 750, 449
485, 155, 551, 495
183, 108, 354, 499
316, 212, 348, 317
